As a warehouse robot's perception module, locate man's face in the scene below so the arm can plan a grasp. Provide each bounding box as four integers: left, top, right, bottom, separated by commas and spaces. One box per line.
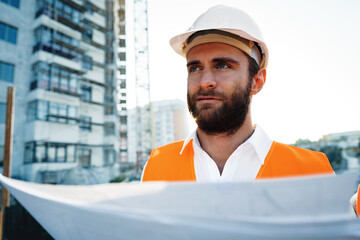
186, 42, 253, 135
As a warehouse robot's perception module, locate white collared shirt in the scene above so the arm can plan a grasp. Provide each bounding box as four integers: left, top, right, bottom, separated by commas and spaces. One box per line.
180, 125, 273, 182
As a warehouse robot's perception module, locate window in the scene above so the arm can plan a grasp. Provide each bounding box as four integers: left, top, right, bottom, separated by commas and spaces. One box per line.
81, 86, 92, 101
0, 22, 17, 44
104, 122, 115, 136
119, 52, 126, 61
79, 116, 91, 131
82, 29, 93, 41
69, 73, 77, 92
35, 144, 45, 162
24, 142, 76, 163
82, 55, 92, 70
49, 66, 60, 89
48, 102, 75, 123
31, 62, 78, 94
48, 102, 59, 122
120, 116, 127, 124
119, 39, 126, 48
120, 80, 126, 88
105, 106, 114, 115
68, 106, 77, 124
79, 149, 91, 166
0, 61, 15, 83
27, 100, 78, 124
36, 0, 80, 24
103, 149, 114, 166
0, 103, 6, 124
0, 0, 20, 9
48, 143, 66, 162
59, 70, 69, 91
47, 144, 56, 162
86, 5, 93, 14
33, 26, 79, 62
67, 145, 75, 162
119, 66, 126, 75
104, 94, 114, 104
24, 143, 34, 163
37, 100, 47, 120
57, 103, 67, 123
31, 62, 50, 90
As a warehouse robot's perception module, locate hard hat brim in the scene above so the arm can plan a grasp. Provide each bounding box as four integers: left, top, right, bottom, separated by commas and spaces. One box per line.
169, 28, 269, 69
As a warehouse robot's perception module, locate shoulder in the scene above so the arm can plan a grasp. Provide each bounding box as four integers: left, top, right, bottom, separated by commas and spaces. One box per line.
145, 140, 187, 171
273, 142, 327, 158
258, 141, 334, 178
142, 140, 195, 181
270, 141, 330, 166
149, 140, 185, 160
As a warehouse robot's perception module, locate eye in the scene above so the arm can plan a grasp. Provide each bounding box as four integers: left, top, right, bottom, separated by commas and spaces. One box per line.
188, 65, 201, 73
216, 63, 230, 69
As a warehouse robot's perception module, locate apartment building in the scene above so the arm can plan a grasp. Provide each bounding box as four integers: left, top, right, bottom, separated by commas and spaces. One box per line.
127, 99, 190, 163
0, 0, 123, 184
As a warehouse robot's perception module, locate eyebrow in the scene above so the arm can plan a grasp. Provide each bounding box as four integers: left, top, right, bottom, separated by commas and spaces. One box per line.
186, 57, 240, 67
212, 57, 240, 64
186, 60, 200, 67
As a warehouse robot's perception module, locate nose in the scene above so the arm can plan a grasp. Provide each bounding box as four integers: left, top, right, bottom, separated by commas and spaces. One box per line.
199, 69, 217, 89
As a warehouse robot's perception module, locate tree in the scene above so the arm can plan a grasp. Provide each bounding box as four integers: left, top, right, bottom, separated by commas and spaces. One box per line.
320, 146, 343, 170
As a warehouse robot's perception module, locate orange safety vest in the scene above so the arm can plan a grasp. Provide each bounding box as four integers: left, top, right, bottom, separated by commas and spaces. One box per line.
142, 140, 334, 181
142, 141, 360, 217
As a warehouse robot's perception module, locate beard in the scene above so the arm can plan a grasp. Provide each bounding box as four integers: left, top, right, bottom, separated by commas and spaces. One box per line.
187, 80, 252, 136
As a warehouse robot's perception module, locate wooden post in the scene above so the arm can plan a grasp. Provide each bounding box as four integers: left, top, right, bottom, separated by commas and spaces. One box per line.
0, 87, 15, 239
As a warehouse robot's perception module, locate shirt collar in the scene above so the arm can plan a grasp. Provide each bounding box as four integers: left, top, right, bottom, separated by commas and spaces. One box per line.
180, 130, 197, 155
179, 124, 272, 164
246, 124, 272, 164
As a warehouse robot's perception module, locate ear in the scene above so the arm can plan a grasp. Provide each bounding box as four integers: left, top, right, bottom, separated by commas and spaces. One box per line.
251, 68, 266, 95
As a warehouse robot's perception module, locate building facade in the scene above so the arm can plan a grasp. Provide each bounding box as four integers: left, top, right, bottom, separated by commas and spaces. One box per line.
114, 0, 127, 163
0, 0, 123, 184
127, 99, 190, 164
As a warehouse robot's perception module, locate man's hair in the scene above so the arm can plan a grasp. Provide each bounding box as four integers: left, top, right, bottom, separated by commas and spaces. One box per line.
247, 54, 260, 81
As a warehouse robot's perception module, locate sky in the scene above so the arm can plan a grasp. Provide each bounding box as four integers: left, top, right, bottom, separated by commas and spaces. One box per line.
126, 0, 360, 144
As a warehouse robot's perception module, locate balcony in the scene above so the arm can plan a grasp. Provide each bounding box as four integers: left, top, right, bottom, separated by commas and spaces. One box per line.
53, 35, 84, 54
35, 7, 85, 33
33, 40, 80, 60
31, 50, 83, 74
30, 80, 81, 98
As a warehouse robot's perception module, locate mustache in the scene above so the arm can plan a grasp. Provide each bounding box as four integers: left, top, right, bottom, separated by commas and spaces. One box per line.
190, 89, 226, 100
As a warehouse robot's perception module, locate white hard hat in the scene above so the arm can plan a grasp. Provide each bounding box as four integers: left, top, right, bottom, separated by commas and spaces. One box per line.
169, 5, 269, 69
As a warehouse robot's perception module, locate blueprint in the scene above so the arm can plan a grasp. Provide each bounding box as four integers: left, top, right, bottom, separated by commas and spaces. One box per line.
0, 173, 359, 240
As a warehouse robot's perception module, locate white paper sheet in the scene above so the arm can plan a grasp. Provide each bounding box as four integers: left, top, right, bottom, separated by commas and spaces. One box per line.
1, 173, 359, 240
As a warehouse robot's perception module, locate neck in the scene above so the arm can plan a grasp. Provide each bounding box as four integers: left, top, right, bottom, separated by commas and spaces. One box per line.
196, 117, 254, 174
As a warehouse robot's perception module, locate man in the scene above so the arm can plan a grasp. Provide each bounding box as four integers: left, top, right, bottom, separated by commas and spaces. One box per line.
141, 5, 359, 215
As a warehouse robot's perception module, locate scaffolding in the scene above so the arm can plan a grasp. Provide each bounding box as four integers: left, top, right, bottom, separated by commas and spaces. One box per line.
133, 0, 152, 171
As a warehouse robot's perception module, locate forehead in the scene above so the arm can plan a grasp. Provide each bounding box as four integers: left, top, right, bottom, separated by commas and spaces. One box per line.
186, 42, 248, 62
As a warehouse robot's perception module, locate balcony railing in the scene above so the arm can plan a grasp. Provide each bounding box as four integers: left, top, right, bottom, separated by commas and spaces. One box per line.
33, 42, 80, 62
35, 7, 85, 32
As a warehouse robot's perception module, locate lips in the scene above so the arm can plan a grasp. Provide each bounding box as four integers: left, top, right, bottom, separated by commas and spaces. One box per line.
197, 96, 221, 102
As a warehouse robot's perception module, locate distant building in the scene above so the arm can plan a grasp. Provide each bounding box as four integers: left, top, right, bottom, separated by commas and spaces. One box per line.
320, 131, 360, 149
294, 131, 360, 172
115, 0, 128, 164
127, 99, 190, 163
0, 0, 125, 184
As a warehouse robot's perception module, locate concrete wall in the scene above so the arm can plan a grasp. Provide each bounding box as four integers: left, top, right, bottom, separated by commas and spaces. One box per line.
0, 0, 37, 178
